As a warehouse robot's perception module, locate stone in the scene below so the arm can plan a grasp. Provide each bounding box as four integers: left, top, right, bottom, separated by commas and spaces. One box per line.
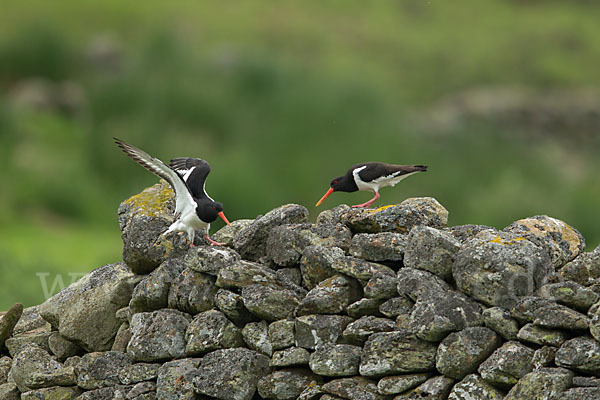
277, 268, 303, 287
532, 346, 558, 369
127, 381, 156, 399
572, 376, 600, 387
331, 256, 395, 282
118, 181, 191, 273
299, 245, 345, 290
448, 374, 505, 400
364, 273, 398, 300
242, 284, 302, 321
242, 320, 273, 356
377, 373, 431, 395
478, 341, 534, 389
436, 327, 502, 380
504, 367, 573, 400
5, 329, 51, 357
321, 376, 387, 400
308, 343, 362, 377
504, 215, 585, 269
10, 343, 76, 392
127, 309, 190, 362
316, 204, 352, 226
562, 387, 600, 399
359, 331, 437, 377
560, 245, 600, 285
517, 323, 569, 347
185, 310, 244, 355
39, 262, 140, 352
446, 224, 491, 243
297, 382, 324, 400
156, 358, 200, 400
0, 356, 11, 385
404, 226, 461, 280
409, 289, 483, 342
212, 219, 254, 246
396, 267, 451, 302
167, 268, 218, 315
13, 306, 49, 335
347, 298, 386, 318
214, 289, 255, 327
20, 386, 82, 399
111, 322, 132, 353
454, 230, 553, 309
0, 303, 23, 351
482, 307, 520, 340
268, 319, 296, 350
591, 310, 600, 342
0, 383, 19, 400
556, 336, 600, 376
257, 369, 321, 400
216, 260, 280, 290
193, 348, 271, 400
118, 363, 160, 385
129, 258, 185, 313
295, 275, 362, 316
341, 197, 448, 234
538, 281, 599, 312
183, 245, 241, 275
312, 220, 353, 251
342, 316, 395, 345
76, 385, 132, 399
379, 296, 414, 319
511, 296, 589, 330
48, 332, 83, 361
394, 375, 455, 399
349, 232, 407, 262
75, 351, 132, 389
270, 347, 310, 367
266, 224, 321, 267
294, 315, 353, 350
233, 204, 309, 261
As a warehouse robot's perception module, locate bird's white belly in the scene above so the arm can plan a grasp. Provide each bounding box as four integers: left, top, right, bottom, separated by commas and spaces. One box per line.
354, 169, 420, 192
170, 209, 208, 233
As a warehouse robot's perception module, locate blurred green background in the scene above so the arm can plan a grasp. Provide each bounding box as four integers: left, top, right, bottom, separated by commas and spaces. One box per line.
1, 1, 599, 310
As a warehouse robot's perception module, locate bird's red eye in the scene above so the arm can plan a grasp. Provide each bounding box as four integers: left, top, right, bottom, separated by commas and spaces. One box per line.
213, 206, 216, 210
333, 180, 338, 185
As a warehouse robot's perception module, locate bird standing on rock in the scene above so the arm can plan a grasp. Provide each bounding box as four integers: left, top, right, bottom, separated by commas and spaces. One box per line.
114, 138, 231, 246
315, 162, 428, 208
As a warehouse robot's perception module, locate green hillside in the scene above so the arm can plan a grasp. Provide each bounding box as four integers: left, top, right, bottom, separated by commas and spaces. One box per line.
1, 1, 600, 309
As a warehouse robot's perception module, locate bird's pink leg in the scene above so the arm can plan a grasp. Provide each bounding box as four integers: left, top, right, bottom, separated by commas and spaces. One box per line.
205, 232, 226, 246
352, 191, 380, 208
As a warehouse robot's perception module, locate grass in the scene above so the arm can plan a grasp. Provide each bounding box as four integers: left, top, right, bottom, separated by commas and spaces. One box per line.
1, 0, 600, 310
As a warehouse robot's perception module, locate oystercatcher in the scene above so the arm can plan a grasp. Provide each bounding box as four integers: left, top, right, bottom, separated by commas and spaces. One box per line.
315, 162, 428, 208
114, 138, 230, 246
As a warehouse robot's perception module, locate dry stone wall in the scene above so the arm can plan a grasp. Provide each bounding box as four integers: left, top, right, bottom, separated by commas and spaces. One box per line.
1, 180, 599, 399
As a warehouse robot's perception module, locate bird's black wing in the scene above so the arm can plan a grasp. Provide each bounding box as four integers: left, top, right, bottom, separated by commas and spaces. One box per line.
169, 157, 212, 200
114, 138, 196, 217
356, 162, 428, 182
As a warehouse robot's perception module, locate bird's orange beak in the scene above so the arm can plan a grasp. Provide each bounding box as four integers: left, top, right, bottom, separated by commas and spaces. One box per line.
218, 211, 231, 226
315, 188, 334, 207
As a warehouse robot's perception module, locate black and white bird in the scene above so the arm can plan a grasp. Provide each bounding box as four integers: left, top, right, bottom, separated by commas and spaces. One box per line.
114, 138, 230, 246
315, 162, 428, 208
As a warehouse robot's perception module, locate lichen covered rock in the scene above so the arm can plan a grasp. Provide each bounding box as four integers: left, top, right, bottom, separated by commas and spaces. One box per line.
39, 263, 140, 352
453, 230, 553, 309
341, 197, 448, 234
118, 181, 190, 273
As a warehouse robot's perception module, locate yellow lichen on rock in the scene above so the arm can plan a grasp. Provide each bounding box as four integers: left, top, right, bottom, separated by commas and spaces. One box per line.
124, 181, 174, 218
489, 236, 526, 246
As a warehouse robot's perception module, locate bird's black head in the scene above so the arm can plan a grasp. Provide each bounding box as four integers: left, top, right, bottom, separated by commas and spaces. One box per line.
196, 200, 230, 226
330, 176, 357, 193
